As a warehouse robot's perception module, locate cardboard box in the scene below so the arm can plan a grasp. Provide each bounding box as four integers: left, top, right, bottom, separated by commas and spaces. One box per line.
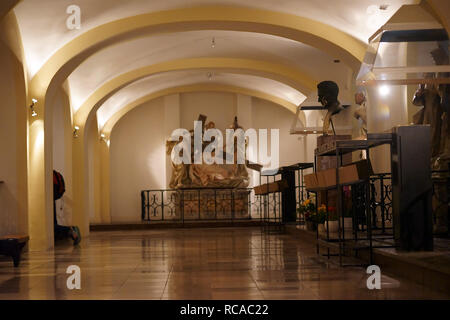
317, 169, 336, 188
317, 154, 353, 171
304, 173, 318, 189
338, 159, 374, 185
318, 189, 338, 208
316, 135, 353, 172
268, 180, 289, 193
317, 134, 352, 146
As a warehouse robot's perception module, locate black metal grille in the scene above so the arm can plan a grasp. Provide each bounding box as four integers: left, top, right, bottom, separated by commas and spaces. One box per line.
369, 173, 393, 233
141, 188, 257, 222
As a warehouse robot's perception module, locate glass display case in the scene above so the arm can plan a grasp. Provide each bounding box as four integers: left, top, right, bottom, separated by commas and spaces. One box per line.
356, 29, 450, 86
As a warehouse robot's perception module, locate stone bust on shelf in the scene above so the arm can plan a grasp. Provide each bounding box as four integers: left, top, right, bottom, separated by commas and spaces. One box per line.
317, 81, 345, 135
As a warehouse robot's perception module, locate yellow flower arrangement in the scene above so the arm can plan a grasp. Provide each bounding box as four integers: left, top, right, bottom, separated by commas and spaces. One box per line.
297, 197, 316, 222
318, 204, 326, 214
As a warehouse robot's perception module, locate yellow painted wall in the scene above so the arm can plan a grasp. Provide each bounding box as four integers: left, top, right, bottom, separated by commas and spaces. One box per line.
251, 97, 305, 167
0, 12, 27, 237
51, 86, 73, 227
85, 113, 102, 224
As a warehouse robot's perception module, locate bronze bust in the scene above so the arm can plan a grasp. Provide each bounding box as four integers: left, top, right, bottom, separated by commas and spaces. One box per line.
317, 81, 344, 135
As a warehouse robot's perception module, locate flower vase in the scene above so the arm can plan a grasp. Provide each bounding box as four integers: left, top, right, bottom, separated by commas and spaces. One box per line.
325, 220, 339, 233
318, 223, 325, 234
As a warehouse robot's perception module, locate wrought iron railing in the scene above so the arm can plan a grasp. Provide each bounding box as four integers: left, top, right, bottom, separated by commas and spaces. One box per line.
369, 173, 393, 233
141, 188, 268, 222
141, 170, 448, 231
431, 169, 450, 234
302, 170, 447, 234
261, 191, 282, 225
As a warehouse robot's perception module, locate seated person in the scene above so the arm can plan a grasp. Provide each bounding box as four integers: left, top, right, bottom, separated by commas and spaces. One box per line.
53, 170, 81, 245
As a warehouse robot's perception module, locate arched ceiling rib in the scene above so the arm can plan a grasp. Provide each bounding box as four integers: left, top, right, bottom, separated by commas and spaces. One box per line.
0, 0, 20, 21
102, 84, 300, 138
73, 57, 316, 128
14, 0, 418, 78
22, 4, 371, 96
68, 30, 349, 112
96, 71, 306, 130
12, 1, 420, 133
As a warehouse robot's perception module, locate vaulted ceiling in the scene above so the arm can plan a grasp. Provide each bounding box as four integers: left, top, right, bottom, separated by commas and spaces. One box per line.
11, 0, 420, 132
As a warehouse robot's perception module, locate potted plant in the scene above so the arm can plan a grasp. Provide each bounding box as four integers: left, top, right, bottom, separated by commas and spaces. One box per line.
298, 198, 316, 231
315, 204, 327, 233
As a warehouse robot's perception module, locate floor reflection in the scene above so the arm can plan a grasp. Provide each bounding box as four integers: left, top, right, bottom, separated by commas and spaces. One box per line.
0, 227, 448, 300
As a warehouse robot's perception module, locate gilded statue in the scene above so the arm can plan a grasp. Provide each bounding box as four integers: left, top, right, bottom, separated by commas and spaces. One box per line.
166, 116, 249, 189
412, 42, 450, 234
412, 44, 450, 171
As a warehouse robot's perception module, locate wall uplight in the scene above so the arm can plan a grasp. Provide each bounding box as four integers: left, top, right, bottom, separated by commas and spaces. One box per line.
100, 133, 107, 142
73, 126, 80, 138
30, 98, 38, 117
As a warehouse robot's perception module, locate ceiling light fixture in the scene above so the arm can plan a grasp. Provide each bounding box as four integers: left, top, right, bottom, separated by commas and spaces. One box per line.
30, 98, 38, 117
378, 85, 390, 96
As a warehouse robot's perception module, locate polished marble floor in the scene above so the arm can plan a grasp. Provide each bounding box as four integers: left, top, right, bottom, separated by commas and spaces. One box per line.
0, 227, 449, 300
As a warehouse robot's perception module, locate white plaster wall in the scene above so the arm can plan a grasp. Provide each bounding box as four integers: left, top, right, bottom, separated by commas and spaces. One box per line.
252, 97, 305, 168
109, 92, 308, 223
110, 98, 166, 223
180, 92, 236, 132
366, 85, 408, 174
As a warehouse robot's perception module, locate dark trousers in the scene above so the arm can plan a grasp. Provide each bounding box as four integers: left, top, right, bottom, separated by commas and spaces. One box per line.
54, 200, 71, 240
